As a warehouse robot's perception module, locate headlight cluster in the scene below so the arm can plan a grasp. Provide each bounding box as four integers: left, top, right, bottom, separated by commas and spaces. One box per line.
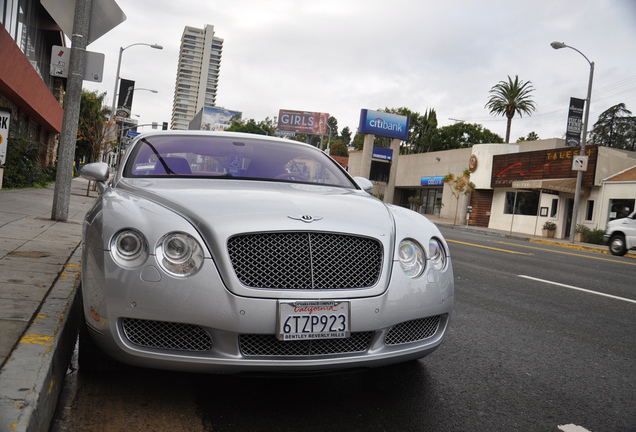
110, 229, 148, 268
110, 230, 204, 277
398, 238, 447, 278
156, 232, 204, 277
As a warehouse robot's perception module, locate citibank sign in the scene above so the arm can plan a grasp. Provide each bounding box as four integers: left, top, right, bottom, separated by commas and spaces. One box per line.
358, 109, 409, 141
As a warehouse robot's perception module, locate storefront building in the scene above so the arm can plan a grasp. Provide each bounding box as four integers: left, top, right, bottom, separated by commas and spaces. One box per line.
349, 138, 636, 238
1, 1, 66, 170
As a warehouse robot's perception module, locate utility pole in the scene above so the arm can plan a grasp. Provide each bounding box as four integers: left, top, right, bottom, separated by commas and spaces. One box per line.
51, 0, 93, 221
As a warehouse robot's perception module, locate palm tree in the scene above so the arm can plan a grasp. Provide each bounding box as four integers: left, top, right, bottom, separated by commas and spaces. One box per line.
485, 75, 537, 143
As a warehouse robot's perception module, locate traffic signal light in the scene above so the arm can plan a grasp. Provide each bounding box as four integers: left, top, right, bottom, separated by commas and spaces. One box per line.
162, 122, 168, 130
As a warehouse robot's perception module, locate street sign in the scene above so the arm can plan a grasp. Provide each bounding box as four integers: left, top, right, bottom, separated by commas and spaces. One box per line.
276, 129, 296, 137
572, 155, 589, 172
0, 107, 11, 166
41, 0, 126, 45
50, 46, 105, 82
127, 131, 140, 137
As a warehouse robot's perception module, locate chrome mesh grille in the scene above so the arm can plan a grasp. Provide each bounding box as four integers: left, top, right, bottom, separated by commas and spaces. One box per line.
385, 316, 441, 346
239, 332, 373, 356
227, 232, 383, 289
122, 318, 213, 352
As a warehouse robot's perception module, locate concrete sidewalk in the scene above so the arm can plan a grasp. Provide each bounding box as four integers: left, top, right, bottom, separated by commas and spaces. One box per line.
0, 179, 632, 432
0, 177, 98, 432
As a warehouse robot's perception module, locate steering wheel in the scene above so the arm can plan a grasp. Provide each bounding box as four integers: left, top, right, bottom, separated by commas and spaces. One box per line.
274, 172, 307, 181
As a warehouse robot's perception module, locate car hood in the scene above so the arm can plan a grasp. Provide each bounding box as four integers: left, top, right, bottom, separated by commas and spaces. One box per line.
116, 178, 395, 248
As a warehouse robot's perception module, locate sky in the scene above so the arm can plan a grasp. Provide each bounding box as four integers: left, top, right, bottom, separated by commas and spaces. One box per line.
80, 0, 636, 143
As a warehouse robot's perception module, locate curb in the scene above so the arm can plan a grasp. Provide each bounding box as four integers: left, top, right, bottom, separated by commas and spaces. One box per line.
436, 222, 636, 259
0, 245, 82, 432
529, 237, 636, 258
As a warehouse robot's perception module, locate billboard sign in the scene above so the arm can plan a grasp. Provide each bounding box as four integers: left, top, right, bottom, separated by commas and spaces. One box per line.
358, 109, 409, 141
198, 107, 242, 131
565, 97, 585, 147
277, 110, 329, 134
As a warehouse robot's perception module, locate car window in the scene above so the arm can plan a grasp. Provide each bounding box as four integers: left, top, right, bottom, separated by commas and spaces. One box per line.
125, 135, 355, 188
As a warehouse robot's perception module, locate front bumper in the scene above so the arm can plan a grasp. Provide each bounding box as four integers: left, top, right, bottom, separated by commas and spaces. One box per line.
81, 247, 454, 373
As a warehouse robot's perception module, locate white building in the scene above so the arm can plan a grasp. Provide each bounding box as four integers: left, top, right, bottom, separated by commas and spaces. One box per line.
171, 25, 223, 130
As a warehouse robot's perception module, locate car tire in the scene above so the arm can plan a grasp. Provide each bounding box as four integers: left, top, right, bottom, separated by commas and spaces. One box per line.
609, 234, 627, 256
78, 290, 122, 373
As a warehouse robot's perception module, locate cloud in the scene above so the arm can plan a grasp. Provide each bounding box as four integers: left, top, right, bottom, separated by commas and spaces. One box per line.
81, 0, 636, 142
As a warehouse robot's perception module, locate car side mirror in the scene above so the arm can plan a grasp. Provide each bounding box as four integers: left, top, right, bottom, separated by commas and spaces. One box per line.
80, 162, 110, 192
353, 177, 373, 193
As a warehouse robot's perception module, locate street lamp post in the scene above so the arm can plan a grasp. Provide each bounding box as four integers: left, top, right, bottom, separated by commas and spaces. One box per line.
551, 41, 595, 242
110, 43, 163, 121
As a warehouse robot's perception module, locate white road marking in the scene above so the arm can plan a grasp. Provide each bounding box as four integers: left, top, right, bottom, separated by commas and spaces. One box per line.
558, 424, 593, 432
519, 275, 636, 304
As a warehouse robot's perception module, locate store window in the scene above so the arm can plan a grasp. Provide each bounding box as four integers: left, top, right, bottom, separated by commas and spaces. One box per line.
550, 198, 558, 218
402, 188, 443, 215
504, 191, 539, 215
585, 200, 594, 221
369, 161, 390, 183
608, 199, 635, 221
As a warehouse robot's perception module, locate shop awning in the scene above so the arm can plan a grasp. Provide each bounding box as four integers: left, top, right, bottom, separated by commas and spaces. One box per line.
511, 178, 581, 194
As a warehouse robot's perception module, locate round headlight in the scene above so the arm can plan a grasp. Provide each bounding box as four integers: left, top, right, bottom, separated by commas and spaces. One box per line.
156, 232, 204, 277
429, 238, 447, 271
110, 229, 148, 268
398, 239, 425, 278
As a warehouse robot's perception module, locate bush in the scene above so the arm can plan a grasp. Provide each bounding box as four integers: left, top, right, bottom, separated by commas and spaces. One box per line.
575, 224, 591, 234
3, 137, 56, 188
329, 142, 349, 157
585, 228, 605, 245
542, 221, 557, 230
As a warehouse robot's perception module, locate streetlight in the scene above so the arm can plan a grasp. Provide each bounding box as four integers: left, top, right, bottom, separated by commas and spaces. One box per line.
110, 43, 163, 121
551, 41, 595, 242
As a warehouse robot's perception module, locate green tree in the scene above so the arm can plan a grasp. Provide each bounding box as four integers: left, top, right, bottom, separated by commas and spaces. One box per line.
516, 131, 540, 142
442, 169, 476, 226
433, 122, 503, 150
485, 75, 537, 143
327, 116, 338, 139
77, 90, 111, 163
340, 126, 352, 145
226, 117, 275, 135
352, 132, 365, 151
590, 103, 636, 150
380, 107, 438, 154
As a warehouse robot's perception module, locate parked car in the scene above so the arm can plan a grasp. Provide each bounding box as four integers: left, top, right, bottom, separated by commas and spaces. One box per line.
604, 210, 636, 256
79, 131, 454, 373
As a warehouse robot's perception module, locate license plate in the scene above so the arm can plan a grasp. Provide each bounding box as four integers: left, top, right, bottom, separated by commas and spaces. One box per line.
277, 301, 350, 341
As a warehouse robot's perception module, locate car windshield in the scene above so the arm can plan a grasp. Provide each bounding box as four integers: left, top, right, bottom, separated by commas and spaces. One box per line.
124, 134, 355, 188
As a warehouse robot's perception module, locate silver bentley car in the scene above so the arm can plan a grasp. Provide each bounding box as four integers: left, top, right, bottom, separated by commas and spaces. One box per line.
79, 131, 454, 373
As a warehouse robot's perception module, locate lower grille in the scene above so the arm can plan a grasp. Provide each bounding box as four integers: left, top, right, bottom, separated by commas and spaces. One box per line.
239, 332, 373, 357
385, 316, 441, 346
122, 318, 213, 352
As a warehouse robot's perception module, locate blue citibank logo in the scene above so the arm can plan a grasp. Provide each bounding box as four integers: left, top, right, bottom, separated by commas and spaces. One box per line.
358, 109, 409, 141
421, 176, 445, 186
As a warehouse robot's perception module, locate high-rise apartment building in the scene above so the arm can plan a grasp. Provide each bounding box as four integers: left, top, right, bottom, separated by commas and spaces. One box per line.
171, 25, 223, 130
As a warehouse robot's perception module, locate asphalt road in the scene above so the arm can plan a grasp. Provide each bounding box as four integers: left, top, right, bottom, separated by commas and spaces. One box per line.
50, 227, 636, 432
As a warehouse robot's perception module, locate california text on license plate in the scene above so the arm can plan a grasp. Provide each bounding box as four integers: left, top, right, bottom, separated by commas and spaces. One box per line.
277, 301, 350, 341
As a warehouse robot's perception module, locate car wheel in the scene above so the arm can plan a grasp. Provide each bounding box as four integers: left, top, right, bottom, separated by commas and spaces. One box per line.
609, 234, 627, 256
78, 291, 122, 373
